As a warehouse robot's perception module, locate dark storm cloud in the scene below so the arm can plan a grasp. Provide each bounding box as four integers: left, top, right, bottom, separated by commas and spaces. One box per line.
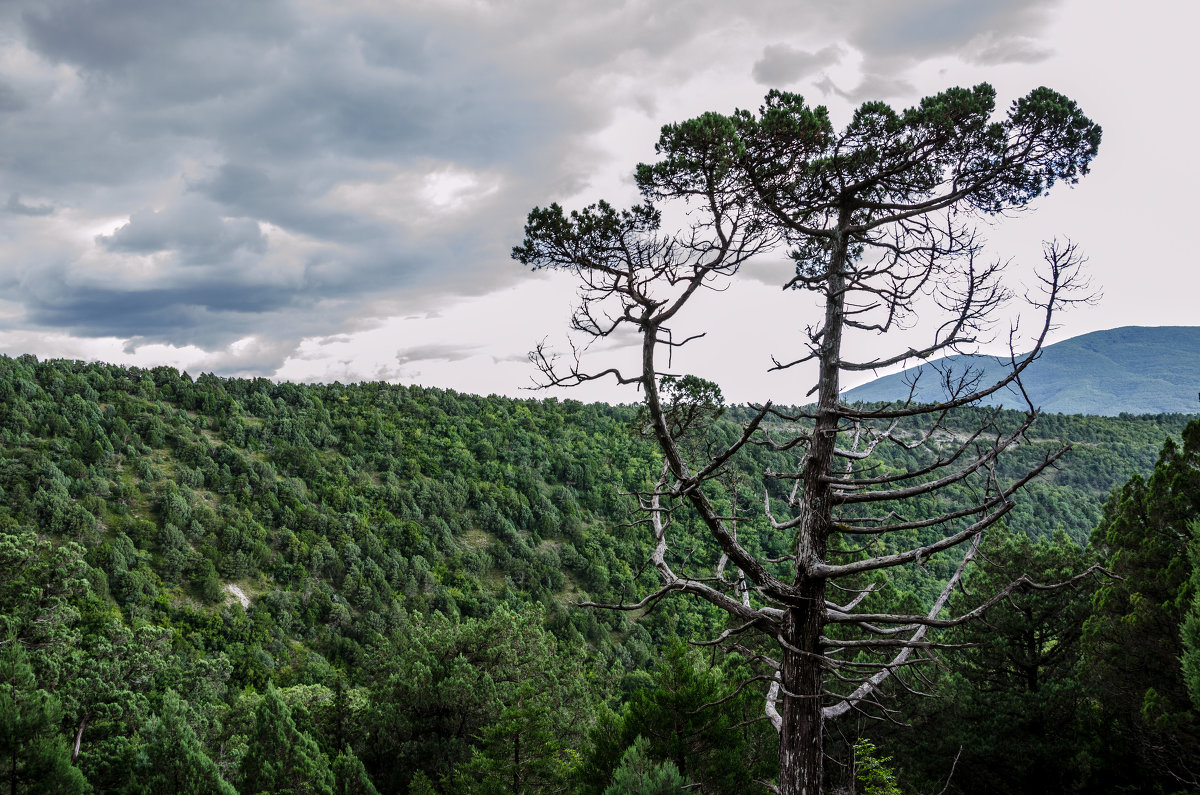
21, 0, 292, 74
1, 0, 588, 363
28, 283, 299, 345
0, 0, 1069, 378
192, 164, 376, 246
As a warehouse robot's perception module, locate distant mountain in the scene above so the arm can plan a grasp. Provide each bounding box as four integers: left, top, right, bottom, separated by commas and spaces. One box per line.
843, 326, 1200, 416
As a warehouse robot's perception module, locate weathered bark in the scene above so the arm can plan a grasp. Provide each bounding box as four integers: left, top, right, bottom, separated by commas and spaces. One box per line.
72, 713, 89, 761
779, 231, 846, 795
779, 589, 826, 795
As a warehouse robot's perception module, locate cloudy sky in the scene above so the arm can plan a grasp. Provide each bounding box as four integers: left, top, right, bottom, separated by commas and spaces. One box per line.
1, 0, 1194, 404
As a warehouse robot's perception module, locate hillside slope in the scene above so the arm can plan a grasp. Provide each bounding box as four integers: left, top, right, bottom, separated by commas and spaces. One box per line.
1, 353, 1197, 790
843, 326, 1200, 415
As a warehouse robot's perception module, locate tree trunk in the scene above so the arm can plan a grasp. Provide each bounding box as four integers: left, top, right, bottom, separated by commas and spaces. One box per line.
779, 228, 848, 795
779, 586, 827, 795
73, 713, 89, 761
513, 730, 521, 795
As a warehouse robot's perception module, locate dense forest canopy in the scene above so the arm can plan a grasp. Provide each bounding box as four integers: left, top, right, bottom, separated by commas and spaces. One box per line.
1, 353, 1198, 792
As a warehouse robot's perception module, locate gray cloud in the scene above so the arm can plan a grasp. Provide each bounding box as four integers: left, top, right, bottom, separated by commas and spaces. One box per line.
0, 82, 27, 113
963, 34, 1053, 66
753, 44, 845, 86
100, 199, 267, 263
28, 284, 301, 345
847, 0, 1061, 61
816, 73, 918, 103
396, 344, 481, 367
5, 194, 53, 216
0, 0, 1074, 381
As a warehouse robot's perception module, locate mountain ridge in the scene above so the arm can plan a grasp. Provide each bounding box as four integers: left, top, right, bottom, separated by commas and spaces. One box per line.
843, 326, 1200, 416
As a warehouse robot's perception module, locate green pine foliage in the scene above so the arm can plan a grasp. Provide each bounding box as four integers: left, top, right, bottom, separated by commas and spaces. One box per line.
603, 737, 689, 795
883, 530, 1100, 793
1180, 520, 1200, 713
366, 603, 594, 793
0, 354, 1198, 792
579, 645, 776, 794
0, 636, 90, 795
240, 682, 334, 795
851, 740, 901, 795
131, 689, 236, 795
330, 745, 379, 795
1083, 420, 1200, 788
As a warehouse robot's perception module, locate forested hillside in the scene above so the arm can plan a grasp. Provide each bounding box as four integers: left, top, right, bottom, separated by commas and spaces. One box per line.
2, 354, 1198, 792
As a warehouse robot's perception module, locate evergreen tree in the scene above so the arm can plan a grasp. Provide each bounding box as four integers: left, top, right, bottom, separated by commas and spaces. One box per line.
60, 619, 169, 791
1085, 420, 1200, 788
132, 689, 235, 795
331, 746, 379, 795
889, 529, 1099, 793
0, 637, 90, 795
603, 737, 689, 795
406, 771, 437, 795
240, 682, 334, 795
580, 645, 776, 794
367, 604, 595, 794
515, 80, 1100, 795
1181, 520, 1200, 712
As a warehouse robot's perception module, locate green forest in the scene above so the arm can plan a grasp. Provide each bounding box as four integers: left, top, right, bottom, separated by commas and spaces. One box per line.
2, 353, 1200, 793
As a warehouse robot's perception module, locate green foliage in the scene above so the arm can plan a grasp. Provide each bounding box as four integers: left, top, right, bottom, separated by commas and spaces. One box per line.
406, 770, 437, 795
0, 354, 1194, 792
852, 740, 901, 795
651, 375, 725, 440
240, 682, 334, 795
886, 529, 1099, 793
1084, 420, 1200, 786
1180, 521, 1200, 713
579, 644, 776, 794
603, 737, 689, 795
0, 636, 91, 794
330, 745, 379, 795
130, 689, 236, 795
366, 603, 594, 794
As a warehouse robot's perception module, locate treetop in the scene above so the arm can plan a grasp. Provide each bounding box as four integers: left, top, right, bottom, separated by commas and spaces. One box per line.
633, 82, 1101, 233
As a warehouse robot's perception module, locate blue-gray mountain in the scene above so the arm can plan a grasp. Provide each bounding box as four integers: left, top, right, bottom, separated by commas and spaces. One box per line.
843, 326, 1200, 416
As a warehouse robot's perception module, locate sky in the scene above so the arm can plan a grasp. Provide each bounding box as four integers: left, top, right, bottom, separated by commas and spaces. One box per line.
0, 0, 1194, 405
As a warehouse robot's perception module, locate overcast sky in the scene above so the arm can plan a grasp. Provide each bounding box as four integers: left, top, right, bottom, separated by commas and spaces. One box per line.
1, 0, 1194, 404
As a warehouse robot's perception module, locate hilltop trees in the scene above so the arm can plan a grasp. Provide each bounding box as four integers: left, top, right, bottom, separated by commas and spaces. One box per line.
515, 83, 1100, 793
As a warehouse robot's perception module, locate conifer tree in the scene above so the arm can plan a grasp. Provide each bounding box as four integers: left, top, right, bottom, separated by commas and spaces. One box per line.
1180, 519, 1200, 712
240, 682, 334, 795
516, 82, 1100, 794
331, 746, 379, 795
1087, 420, 1200, 786
0, 637, 90, 795
890, 529, 1099, 793
133, 689, 236, 795
603, 737, 689, 795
